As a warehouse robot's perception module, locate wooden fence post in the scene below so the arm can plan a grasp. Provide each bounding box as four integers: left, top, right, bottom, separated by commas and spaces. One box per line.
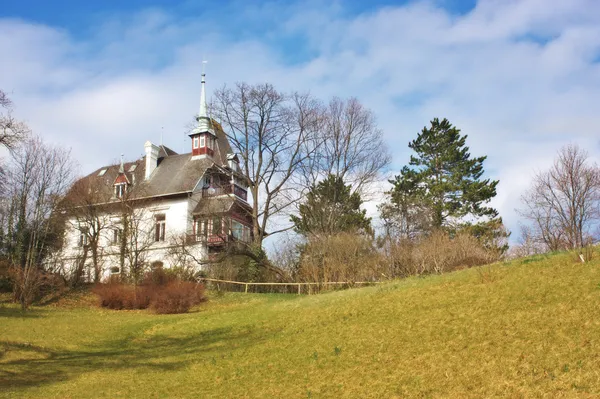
245, 283, 249, 294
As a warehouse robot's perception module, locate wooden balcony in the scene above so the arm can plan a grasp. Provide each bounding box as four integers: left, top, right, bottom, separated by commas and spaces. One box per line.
202, 184, 247, 201
206, 234, 228, 246
188, 233, 230, 246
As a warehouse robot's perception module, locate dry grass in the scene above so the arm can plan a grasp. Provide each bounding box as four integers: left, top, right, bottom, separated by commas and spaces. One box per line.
1, 250, 600, 398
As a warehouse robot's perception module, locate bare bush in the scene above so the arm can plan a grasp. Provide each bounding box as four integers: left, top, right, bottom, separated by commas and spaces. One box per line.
92, 270, 206, 313
92, 283, 153, 310
297, 233, 386, 285
9, 266, 65, 307
380, 230, 500, 278
151, 281, 206, 314
412, 231, 498, 275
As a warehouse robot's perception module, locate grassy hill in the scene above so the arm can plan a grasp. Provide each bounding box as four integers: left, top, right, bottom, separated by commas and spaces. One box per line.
1, 251, 600, 398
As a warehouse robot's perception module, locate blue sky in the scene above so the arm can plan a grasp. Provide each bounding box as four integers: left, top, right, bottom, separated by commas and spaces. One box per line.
1, 0, 600, 243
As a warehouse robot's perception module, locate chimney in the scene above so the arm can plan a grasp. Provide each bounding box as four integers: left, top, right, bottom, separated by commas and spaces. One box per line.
144, 141, 160, 180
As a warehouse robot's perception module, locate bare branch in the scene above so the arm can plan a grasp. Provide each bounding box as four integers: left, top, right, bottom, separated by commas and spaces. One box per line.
518, 144, 600, 251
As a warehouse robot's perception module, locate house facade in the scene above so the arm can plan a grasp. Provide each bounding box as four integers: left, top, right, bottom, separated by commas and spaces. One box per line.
58, 73, 252, 281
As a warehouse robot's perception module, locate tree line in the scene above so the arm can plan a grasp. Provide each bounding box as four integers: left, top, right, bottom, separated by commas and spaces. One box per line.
1, 82, 599, 305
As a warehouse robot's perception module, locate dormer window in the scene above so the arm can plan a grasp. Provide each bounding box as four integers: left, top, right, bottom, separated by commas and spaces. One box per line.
193, 136, 199, 149
115, 183, 126, 199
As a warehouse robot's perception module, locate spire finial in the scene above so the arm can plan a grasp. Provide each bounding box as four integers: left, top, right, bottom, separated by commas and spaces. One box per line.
119, 153, 125, 174
191, 60, 215, 137
199, 60, 208, 117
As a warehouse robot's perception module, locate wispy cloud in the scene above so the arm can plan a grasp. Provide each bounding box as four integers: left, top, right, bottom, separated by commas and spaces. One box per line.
1, 0, 599, 241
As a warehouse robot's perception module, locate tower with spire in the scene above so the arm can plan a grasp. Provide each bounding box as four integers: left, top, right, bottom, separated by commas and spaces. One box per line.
190, 65, 217, 160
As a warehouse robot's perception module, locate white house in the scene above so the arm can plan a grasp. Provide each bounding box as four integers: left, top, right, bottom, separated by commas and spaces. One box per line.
58, 73, 252, 281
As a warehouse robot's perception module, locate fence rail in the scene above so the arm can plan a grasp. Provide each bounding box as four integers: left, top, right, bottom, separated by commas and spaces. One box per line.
198, 277, 384, 295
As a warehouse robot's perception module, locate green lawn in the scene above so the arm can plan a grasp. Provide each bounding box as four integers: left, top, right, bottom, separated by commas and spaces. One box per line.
2, 252, 600, 398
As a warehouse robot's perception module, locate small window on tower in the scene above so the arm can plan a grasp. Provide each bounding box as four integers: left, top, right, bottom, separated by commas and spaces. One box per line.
193, 136, 199, 149
200, 136, 205, 148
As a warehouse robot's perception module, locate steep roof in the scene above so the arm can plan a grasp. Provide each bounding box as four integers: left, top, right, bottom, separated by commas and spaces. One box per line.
212, 120, 233, 165
192, 197, 236, 215
64, 124, 237, 205
144, 154, 212, 196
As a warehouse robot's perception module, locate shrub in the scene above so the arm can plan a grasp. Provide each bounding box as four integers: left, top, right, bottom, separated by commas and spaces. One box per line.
143, 267, 174, 286
409, 230, 499, 275
10, 266, 65, 309
297, 233, 386, 286
92, 283, 152, 310
151, 281, 205, 314
93, 277, 205, 313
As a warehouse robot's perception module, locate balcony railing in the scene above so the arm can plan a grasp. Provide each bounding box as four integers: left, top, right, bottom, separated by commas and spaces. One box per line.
202, 184, 247, 201
187, 233, 229, 246
187, 232, 251, 246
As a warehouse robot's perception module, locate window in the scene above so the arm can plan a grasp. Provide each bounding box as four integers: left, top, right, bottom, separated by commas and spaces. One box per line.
110, 266, 120, 274
115, 184, 126, 199
232, 220, 244, 240
128, 164, 137, 172
193, 136, 199, 149
212, 217, 222, 235
199, 136, 205, 148
112, 228, 122, 245
154, 214, 166, 242
98, 169, 107, 176
207, 136, 213, 150
78, 229, 88, 247
195, 218, 207, 240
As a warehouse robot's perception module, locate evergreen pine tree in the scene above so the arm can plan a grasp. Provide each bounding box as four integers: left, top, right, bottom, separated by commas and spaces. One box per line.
291, 174, 372, 237
394, 118, 499, 230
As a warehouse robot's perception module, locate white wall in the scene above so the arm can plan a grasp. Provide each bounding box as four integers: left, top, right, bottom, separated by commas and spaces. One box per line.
59, 195, 207, 281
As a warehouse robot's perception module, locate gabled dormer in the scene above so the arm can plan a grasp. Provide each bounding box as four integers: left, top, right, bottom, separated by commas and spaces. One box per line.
190, 72, 217, 160
113, 156, 130, 199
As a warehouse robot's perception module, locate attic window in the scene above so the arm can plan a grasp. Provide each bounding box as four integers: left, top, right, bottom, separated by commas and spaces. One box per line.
98, 169, 107, 176
128, 165, 137, 172
115, 183, 126, 199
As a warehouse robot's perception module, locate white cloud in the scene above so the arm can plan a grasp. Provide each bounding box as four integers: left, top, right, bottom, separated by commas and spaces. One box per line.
1, 0, 600, 245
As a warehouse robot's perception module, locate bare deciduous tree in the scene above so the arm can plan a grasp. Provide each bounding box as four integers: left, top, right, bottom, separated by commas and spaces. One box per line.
0, 89, 29, 150
212, 83, 323, 245
519, 144, 600, 251
114, 186, 157, 284
303, 97, 390, 199
1, 136, 75, 309
63, 179, 111, 283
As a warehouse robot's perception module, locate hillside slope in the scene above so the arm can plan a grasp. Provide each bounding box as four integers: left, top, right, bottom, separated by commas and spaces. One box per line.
1, 252, 600, 398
